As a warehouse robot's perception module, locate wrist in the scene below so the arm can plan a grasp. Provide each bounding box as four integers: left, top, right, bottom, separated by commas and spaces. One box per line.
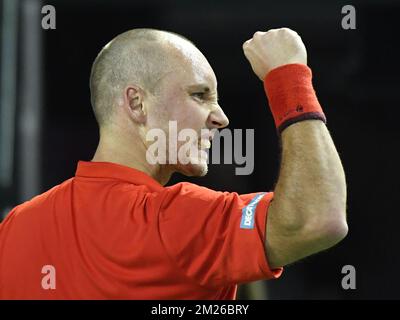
263, 63, 326, 134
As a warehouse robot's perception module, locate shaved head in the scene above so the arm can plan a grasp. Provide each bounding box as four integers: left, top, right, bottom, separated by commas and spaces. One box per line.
89, 28, 195, 127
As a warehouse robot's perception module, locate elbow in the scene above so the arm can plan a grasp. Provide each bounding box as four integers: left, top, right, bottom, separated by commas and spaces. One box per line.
322, 217, 348, 247
268, 208, 348, 267
309, 212, 349, 250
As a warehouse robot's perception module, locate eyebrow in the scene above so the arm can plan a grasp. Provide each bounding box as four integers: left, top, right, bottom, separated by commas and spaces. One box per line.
186, 84, 219, 100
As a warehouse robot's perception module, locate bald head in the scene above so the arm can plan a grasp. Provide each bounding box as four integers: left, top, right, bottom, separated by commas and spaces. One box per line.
89, 28, 195, 127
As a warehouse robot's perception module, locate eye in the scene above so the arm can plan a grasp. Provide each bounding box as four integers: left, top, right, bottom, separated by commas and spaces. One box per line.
191, 92, 206, 100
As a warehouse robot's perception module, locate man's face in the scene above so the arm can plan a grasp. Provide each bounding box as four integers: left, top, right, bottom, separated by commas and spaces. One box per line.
145, 45, 229, 177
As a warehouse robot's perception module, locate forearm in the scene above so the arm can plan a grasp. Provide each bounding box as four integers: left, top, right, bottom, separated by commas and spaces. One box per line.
266, 119, 348, 267
272, 120, 347, 231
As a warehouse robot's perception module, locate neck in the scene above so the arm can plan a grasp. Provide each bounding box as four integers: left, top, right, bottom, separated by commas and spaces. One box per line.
91, 128, 173, 186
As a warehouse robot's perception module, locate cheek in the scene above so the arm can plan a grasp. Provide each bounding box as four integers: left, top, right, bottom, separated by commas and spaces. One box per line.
175, 101, 208, 131
145, 96, 173, 131
149, 91, 208, 133
146, 110, 167, 132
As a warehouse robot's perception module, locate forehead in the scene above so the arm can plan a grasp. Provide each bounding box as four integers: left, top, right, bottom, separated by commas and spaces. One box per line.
163, 39, 217, 90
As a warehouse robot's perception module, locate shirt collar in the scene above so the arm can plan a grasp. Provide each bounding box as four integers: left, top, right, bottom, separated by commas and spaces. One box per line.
75, 161, 164, 192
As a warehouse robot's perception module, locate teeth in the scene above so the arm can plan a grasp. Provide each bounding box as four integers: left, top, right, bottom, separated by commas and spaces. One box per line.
199, 140, 211, 149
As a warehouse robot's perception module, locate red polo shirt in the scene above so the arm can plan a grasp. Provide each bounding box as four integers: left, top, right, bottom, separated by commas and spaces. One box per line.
0, 161, 282, 299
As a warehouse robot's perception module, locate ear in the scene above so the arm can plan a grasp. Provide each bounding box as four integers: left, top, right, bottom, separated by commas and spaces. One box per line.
124, 86, 146, 124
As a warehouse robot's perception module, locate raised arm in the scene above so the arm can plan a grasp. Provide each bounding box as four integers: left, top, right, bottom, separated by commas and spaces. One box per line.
243, 28, 348, 269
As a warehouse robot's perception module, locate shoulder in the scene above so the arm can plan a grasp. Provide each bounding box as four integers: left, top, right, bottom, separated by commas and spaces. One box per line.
6, 178, 74, 218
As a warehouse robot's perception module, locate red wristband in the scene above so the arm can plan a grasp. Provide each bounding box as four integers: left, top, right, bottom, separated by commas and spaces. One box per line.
263, 63, 326, 134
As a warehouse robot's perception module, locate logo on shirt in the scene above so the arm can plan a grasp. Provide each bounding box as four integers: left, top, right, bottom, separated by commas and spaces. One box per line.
240, 193, 266, 229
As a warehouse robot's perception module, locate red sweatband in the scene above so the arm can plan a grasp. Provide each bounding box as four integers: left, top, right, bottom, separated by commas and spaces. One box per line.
264, 63, 326, 134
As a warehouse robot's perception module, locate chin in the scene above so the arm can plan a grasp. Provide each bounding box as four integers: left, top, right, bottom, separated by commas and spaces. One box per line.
177, 160, 209, 177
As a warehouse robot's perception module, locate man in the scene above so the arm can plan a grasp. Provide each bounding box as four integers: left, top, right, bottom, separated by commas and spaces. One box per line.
0, 28, 348, 299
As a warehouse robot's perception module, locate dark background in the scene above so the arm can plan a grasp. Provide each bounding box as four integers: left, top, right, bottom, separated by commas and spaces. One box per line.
1, 0, 400, 299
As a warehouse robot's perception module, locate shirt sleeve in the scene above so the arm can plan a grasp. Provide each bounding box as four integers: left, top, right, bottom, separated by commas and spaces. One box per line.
157, 182, 283, 289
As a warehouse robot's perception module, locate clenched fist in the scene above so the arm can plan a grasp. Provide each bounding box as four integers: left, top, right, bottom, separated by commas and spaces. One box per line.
243, 28, 307, 81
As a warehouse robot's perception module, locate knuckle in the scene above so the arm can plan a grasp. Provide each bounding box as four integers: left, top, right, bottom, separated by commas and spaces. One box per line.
282, 27, 299, 36
253, 31, 265, 38
278, 27, 294, 36
242, 39, 251, 49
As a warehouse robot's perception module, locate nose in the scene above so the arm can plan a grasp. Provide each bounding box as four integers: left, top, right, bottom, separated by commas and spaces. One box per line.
206, 105, 229, 129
